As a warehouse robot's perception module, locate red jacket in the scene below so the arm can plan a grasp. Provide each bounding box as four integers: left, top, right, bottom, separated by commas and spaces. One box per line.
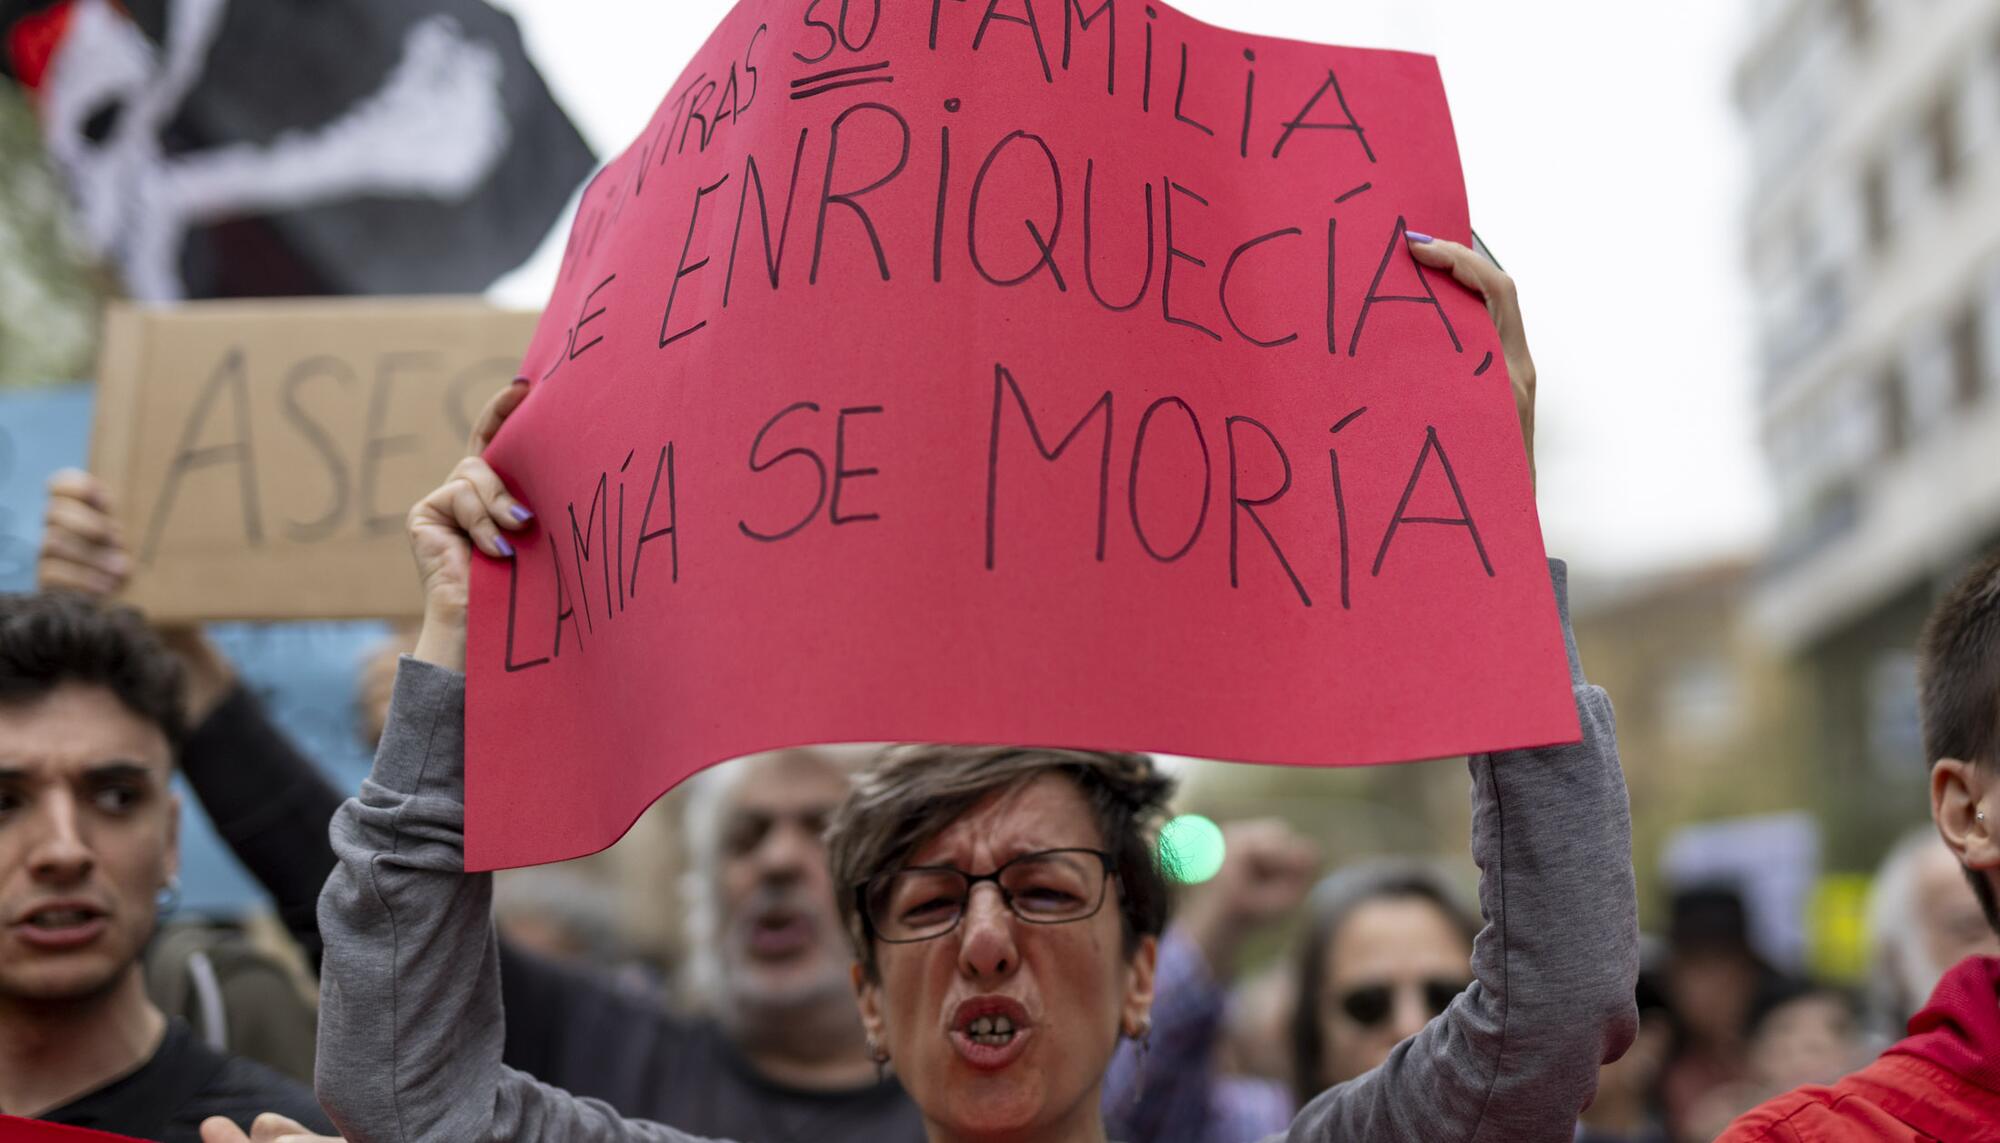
1719, 956, 2000, 1142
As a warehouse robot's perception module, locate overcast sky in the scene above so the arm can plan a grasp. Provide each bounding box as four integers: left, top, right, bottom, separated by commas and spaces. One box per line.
485, 0, 1772, 578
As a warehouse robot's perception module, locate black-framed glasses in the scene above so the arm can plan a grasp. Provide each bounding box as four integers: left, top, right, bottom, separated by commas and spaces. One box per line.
1336, 978, 1471, 1028
858, 848, 1117, 944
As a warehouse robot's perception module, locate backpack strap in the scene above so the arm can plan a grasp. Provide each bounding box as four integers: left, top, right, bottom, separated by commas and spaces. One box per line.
184, 947, 230, 1052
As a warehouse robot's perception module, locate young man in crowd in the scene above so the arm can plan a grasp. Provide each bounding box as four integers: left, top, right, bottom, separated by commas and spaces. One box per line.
1722, 552, 2000, 1140
38, 464, 921, 1139
0, 591, 331, 1140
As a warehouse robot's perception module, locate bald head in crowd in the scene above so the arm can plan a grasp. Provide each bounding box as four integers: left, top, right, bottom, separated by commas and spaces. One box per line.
1867, 827, 2000, 1035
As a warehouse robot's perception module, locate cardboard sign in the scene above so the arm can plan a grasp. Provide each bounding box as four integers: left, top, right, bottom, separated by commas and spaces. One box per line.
0, 383, 390, 911
91, 298, 538, 620
465, 0, 1581, 869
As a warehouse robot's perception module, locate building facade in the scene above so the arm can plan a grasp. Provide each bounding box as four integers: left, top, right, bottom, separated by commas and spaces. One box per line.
1569, 562, 1816, 930
1738, 0, 2000, 864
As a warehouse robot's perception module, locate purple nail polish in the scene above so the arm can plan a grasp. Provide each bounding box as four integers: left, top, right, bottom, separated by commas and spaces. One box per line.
495, 535, 515, 558
1405, 230, 1435, 244
511, 505, 534, 523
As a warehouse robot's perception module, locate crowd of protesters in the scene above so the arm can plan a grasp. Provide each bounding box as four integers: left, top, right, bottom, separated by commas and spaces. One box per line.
2, 233, 1999, 1143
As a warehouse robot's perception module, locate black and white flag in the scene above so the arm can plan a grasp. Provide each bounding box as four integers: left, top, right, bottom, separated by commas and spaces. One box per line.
3, 0, 595, 300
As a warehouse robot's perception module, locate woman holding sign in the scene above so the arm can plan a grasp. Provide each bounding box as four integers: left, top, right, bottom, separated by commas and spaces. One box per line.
291, 234, 1636, 1143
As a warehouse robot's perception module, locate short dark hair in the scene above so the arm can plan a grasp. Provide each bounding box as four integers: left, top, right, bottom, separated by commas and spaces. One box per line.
1917, 549, 2000, 935
826, 745, 1175, 981
0, 592, 186, 752
1289, 860, 1478, 1104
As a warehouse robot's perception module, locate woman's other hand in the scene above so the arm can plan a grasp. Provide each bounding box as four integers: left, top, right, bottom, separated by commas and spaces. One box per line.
1406, 233, 1537, 486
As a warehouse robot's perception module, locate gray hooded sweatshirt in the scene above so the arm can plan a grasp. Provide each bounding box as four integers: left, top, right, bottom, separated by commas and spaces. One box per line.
314, 560, 1637, 1142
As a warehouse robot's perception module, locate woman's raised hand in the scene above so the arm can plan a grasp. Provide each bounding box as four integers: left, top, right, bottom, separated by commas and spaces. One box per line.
1406, 233, 1537, 486
406, 379, 534, 672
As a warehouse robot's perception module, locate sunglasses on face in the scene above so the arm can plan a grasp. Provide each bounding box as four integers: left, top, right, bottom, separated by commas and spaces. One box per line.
1335, 978, 1471, 1029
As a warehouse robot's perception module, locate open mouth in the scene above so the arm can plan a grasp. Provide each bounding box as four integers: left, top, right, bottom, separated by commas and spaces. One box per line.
949, 997, 1034, 1069
27, 907, 100, 928
747, 910, 814, 958
964, 1013, 1020, 1047
11, 902, 108, 949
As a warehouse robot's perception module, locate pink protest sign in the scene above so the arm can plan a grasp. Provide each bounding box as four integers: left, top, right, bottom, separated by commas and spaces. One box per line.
464, 0, 1579, 869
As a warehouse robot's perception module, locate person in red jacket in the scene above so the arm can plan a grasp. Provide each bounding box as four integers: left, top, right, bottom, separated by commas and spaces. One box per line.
1721, 551, 2000, 1143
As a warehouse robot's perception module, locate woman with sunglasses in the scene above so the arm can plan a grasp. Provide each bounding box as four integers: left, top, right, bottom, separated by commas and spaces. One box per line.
1101, 854, 1484, 1143
1289, 863, 1480, 1104
302, 233, 1638, 1143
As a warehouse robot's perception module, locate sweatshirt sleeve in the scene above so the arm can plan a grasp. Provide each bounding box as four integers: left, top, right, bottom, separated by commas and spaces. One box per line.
180, 684, 346, 966
313, 657, 724, 1143
1284, 560, 1640, 1143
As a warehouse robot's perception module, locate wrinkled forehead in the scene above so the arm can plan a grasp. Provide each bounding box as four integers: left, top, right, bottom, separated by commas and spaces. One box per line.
721, 748, 857, 820
906, 772, 1105, 869
0, 683, 172, 777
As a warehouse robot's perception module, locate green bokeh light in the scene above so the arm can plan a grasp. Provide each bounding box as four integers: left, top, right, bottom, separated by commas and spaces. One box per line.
1159, 814, 1226, 885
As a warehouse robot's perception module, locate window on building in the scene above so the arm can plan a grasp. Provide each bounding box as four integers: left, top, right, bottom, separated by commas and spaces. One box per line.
1955, 53, 1999, 167
1868, 652, 1922, 778
1878, 365, 1908, 456
1839, 0, 1875, 50
1791, 211, 1815, 268
1927, 93, 1962, 190
1801, 479, 1860, 555
1982, 261, 2000, 396
1903, 323, 1958, 437
1821, 179, 1868, 263
1952, 304, 1983, 408
1861, 160, 1892, 251
1802, 270, 1847, 349
1886, 129, 1936, 232
1664, 656, 1745, 750
1829, 372, 1884, 469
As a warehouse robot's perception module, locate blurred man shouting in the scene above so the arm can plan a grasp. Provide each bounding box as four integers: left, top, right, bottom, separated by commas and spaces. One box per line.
0, 592, 328, 1140
501, 746, 921, 1137
685, 749, 890, 1088
1723, 552, 2000, 1141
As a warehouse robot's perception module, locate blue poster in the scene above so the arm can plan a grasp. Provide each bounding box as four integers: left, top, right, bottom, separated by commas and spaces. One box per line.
1, 384, 385, 915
